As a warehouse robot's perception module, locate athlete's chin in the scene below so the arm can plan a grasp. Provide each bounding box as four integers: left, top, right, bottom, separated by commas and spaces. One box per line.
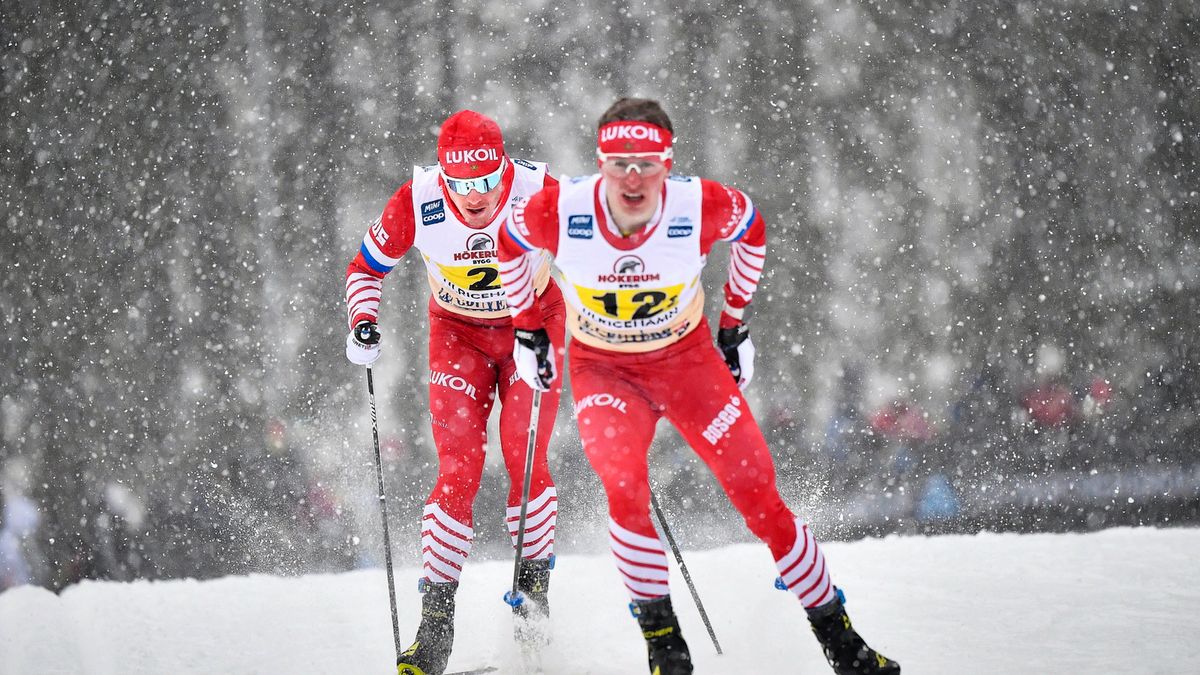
620, 205, 654, 222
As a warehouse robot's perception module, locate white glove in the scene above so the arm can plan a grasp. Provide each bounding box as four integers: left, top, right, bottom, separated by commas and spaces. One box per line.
513, 328, 555, 392
717, 323, 755, 390
346, 321, 381, 366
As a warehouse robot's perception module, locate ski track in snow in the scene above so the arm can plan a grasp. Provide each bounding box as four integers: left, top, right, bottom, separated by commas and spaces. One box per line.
1, 527, 1195, 674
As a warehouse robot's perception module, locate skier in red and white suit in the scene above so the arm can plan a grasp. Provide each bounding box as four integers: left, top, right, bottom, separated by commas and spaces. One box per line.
497, 98, 898, 675
344, 110, 563, 675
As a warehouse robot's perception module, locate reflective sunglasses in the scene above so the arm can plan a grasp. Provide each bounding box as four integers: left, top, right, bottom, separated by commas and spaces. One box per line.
597, 151, 671, 178
441, 156, 507, 196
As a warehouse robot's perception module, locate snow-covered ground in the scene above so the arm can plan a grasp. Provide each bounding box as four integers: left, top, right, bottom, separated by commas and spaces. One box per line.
1, 527, 1195, 674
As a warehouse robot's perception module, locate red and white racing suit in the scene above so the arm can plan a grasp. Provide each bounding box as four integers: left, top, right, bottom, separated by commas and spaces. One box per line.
497, 174, 835, 608
345, 159, 564, 584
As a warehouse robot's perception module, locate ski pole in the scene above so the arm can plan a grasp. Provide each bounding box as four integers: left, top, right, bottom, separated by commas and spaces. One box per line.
651, 489, 722, 655
366, 366, 402, 662
504, 389, 543, 608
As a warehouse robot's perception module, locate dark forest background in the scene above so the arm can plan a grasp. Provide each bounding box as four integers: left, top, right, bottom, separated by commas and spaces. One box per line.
1, 0, 1197, 591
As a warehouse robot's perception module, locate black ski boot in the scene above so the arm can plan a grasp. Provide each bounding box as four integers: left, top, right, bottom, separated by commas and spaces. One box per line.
397, 581, 457, 675
513, 557, 553, 646
807, 589, 900, 675
631, 595, 693, 675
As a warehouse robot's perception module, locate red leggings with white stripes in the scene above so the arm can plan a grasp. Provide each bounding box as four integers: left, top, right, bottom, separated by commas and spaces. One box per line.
569, 320, 835, 608
419, 291, 564, 584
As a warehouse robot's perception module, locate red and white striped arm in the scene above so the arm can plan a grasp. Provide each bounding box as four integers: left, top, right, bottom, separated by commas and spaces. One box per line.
345, 270, 383, 328
497, 252, 538, 322
699, 180, 767, 327
343, 184, 417, 329
497, 186, 560, 330
722, 237, 765, 323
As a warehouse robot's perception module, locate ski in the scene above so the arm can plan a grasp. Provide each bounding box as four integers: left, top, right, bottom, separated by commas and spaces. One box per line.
446, 668, 498, 675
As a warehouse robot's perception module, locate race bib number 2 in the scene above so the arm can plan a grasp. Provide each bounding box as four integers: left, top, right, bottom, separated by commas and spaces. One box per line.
437, 262, 502, 291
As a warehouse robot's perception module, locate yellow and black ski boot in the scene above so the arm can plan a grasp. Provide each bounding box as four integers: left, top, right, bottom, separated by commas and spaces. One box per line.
397, 580, 457, 675
807, 588, 900, 675
631, 595, 693, 675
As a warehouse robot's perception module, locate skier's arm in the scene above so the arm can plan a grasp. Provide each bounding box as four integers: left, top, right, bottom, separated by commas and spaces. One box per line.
497, 184, 561, 332
699, 179, 766, 328
344, 184, 416, 366
344, 183, 417, 330
499, 184, 561, 391
700, 179, 766, 389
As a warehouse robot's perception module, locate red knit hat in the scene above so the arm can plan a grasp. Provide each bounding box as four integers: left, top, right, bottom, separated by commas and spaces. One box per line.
437, 110, 506, 179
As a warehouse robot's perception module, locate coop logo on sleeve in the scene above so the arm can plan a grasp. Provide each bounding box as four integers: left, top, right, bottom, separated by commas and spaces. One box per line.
567, 215, 594, 239
667, 216, 693, 238
421, 199, 446, 225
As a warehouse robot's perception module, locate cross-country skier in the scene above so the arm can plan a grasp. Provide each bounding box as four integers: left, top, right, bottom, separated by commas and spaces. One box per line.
345, 110, 565, 675
497, 98, 900, 675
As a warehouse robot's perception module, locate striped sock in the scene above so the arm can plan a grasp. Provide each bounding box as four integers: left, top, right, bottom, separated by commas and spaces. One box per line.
506, 487, 558, 560
609, 518, 670, 601
775, 520, 835, 609
421, 503, 473, 584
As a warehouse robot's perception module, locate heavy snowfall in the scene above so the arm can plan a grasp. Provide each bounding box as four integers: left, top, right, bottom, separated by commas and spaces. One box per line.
1, 1, 1197, 674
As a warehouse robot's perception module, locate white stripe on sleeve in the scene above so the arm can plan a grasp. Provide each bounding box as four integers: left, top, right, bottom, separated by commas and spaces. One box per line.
499, 254, 537, 319
345, 273, 383, 325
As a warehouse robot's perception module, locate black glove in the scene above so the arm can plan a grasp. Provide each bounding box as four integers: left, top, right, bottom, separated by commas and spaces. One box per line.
513, 327, 555, 391
717, 322, 755, 390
